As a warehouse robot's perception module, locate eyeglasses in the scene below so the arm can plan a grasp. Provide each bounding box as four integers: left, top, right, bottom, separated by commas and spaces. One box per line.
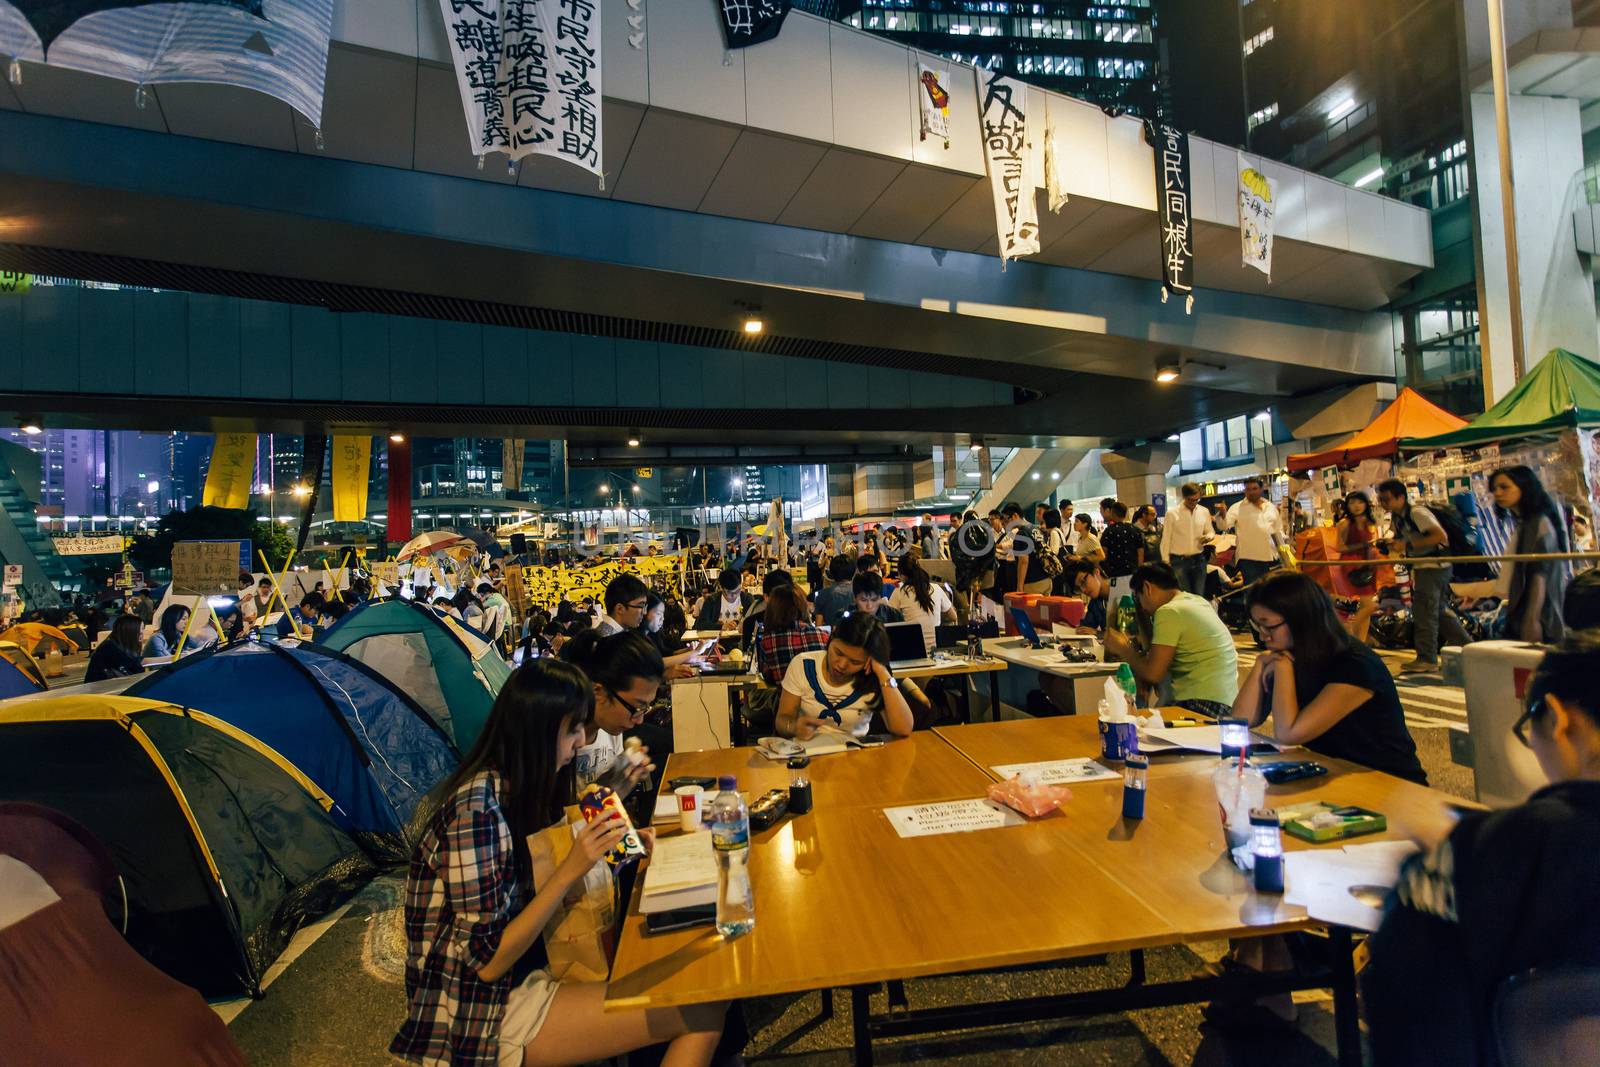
607, 688, 649, 721
1250, 617, 1288, 636
1512, 694, 1546, 748
623, 599, 648, 613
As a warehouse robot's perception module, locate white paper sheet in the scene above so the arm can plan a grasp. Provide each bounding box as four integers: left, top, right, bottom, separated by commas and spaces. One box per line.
641, 832, 718, 895
990, 758, 1121, 785
1283, 841, 1418, 932
1139, 724, 1282, 755
884, 798, 1027, 839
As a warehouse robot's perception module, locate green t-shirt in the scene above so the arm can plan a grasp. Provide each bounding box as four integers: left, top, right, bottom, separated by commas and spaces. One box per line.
1150, 591, 1239, 706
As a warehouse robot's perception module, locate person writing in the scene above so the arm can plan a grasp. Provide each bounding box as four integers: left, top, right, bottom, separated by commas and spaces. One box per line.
1101, 563, 1239, 716
1160, 482, 1214, 595
1225, 477, 1285, 587
558, 631, 663, 799
693, 568, 752, 632
888, 555, 956, 652
775, 613, 914, 740
143, 604, 208, 659
1062, 559, 1111, 632
390, 660, 727, 1067
1231, 572, 1426, 783
1490, 465, 1567, 644
1364, 635, 1600, 1065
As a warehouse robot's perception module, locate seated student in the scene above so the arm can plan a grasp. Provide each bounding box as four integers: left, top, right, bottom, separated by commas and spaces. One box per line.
431, 594, 460, 620
596, 573, 650, 637
854, 553, 894, 600
811, 554, 857, 628
143, 604, 207, 658
391, 659, 727, 1067
1364, 635, 1600, 1066
888, 555, 956, 652
1102, 563, 1239, 716
278, 593, 326, 639
775, 613, 915, 740
85, 614, 146, 682
740, 569, 794, 650
752, 585, 829, 686
558, 630, 663, 799
1062, 558, 1111, 632
1231, 572, 1426, 783
693, 568, 753, 632
851, 570, 903, 624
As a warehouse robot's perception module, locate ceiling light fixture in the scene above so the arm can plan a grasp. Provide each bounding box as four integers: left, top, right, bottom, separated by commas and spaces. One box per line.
1030, 472, 1040, 480
1051, 472, 1060, 480
1154, 359, 1181, 384
627, 430, 641, 447
1353, 167, 1384, 189
389, 432, 406, 443
742, 315, 764, 335
18, 418, 41, 435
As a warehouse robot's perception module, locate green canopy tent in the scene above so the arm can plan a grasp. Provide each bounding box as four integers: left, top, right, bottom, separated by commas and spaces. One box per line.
319, 599, 509, 750
1398, 349, 1600, 451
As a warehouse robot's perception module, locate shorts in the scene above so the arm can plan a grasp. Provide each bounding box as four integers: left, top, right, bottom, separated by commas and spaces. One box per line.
497, 968, 562, 1067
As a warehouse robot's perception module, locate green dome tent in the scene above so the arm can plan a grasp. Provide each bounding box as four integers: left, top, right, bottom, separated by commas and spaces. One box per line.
319, 599, 510, 750
1399, 348, 1600, 451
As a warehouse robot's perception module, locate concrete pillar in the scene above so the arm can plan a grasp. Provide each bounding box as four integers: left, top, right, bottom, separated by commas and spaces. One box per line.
1469, 93, 1593, 401
825, 464, 854, 521
1099, 443, 1180, 509
913, 457, 937, 500
851, 463, 912, 516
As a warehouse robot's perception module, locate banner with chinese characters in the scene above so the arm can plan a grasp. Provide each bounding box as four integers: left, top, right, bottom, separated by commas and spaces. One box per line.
917, 62, 950, 148
437, 0, 603, 179
503, 438, 526, 493
52, 534, 127, 557
1145, 121, 1195, 313
331, 435, 372, 523
980, 71, 1039, 268
1238, 152, 1277, 279
201, 433, 256, 511
519, 554, 682, 610
718, 0, 791, 49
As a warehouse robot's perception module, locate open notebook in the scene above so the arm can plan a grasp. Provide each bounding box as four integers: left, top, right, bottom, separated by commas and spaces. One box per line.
638, 832, 718, 914
1138, 724, 1283, 755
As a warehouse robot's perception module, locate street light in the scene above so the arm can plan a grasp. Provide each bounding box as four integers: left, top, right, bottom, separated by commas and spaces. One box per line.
292, 484, 311, 497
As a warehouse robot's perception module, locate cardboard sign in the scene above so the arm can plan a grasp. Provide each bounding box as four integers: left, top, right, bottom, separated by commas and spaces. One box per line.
171, 540, 251, 596
52, 534, 128, 556
370, 561, 400, 585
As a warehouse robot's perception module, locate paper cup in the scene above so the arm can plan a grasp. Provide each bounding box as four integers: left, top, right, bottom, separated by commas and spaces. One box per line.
674, 785, 705, 833
1098, 719, 1138, 762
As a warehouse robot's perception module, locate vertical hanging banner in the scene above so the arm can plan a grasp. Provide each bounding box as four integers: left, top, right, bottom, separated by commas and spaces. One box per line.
1238, 152, 1277, 279
331, 435, 372, 523
503, 438, 526, 493
1043, 109, 1068, 214
1145, 121, 1195, 313
296, 435, 328, 554
437, 0, 603, 179
201, 433, 256, 511
387, 437, 413, 546
917, 62, 950, 148
718, 0, 792, 49
980, 71, 1040, 268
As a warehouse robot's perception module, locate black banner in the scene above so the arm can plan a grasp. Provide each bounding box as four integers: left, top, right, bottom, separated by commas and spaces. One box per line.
1145, 121, 1195, 314
295, 435, 327, 555
719, 0, 792, 50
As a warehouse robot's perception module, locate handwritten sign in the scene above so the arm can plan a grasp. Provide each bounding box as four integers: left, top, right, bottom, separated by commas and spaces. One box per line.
883, 798, 1026, 839
1147, 121, 1195, 312
370, 561, 400, 586
171, 540, 251, 596
52, 534, 127, 556
2, 564, 21, 589
980, 71, 1039, 267
990, 759, 1120, 786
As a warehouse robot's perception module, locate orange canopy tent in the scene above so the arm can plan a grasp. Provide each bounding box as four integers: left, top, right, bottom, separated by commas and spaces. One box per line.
1288, 388, 1468, 473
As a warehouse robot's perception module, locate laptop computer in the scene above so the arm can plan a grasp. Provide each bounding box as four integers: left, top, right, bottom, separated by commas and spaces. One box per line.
885, 622, 937, 670
1009, 607, 1045, 649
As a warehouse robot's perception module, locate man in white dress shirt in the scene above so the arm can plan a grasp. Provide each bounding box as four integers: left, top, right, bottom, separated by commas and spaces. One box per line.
1225, 477, 1284, 588
1160, 482, 1215, 595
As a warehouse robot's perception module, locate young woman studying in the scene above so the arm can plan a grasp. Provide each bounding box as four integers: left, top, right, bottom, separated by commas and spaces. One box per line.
775, 613, 915, 741
1232, 572, 1426, 784
391, 659, 726, 1067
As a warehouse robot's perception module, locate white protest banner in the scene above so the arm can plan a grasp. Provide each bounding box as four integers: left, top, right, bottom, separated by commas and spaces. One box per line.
438, 0, 603, 180
171, 540, 250, 596
1043, 109, 1067, 214
917, 62, 950, 149
51, 534, 127, 556
1238, 152, 1277, 279
979, 71, 1039, 268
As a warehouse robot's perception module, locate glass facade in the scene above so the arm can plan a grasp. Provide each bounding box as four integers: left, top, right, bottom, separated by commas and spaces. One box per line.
844, 1, 1162, 116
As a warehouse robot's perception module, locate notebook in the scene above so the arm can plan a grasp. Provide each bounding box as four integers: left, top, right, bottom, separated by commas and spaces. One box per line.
638, 833, 718, 914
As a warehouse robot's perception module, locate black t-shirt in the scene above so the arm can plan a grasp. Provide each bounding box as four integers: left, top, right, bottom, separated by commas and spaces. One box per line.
1290, 644, 1426, 784
1100, 522, 1144, 578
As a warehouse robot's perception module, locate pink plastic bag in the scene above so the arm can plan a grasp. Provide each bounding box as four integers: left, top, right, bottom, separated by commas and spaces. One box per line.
987, 776, 1072, 818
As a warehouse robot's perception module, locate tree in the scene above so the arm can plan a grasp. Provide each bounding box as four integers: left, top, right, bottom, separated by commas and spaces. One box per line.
127, 506, 296, 575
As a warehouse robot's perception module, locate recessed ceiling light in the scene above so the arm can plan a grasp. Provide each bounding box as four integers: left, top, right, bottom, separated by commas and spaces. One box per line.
389, 432, 406, 443
742, 315, 764, 335
1154, 361, 1181, 384
1030, 472, 1040, 480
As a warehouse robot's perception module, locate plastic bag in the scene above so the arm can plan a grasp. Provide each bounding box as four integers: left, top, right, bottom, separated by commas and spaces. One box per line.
987, 774, 1072, 818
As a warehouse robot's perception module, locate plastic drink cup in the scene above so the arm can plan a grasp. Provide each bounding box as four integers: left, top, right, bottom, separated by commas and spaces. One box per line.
1099, 718, 1138, 762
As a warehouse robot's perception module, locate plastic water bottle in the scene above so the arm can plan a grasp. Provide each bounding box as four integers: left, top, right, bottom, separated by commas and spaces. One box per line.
1115, 594, 1138, 634
1115, 661, 1138, 704
710, 774, 755, 938
966, 616, 982, 660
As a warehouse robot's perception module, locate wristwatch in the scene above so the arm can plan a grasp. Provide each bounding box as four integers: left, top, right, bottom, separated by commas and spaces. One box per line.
882, 674, 899, 689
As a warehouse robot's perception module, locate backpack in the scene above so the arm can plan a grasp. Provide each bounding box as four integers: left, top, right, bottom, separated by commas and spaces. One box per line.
1407, 501, 1495, 582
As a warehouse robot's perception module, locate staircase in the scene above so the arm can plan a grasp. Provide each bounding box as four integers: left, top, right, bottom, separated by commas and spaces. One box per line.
0, 442, 73, 606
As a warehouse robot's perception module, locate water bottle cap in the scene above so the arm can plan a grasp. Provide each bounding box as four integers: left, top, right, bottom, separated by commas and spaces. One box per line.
1249, 808, 1278, 827
718, 774, 737, 790
1115, 662, 1135, 680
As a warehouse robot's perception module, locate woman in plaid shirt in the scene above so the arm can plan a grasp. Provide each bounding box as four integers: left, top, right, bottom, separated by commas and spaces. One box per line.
391, 659, 726, 1067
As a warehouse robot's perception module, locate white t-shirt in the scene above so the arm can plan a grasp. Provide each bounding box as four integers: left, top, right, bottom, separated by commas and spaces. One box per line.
1227, 499, 1283, 562
718, 593, 744, 625
888, 582, 953, 652
574, 729, 624, 790
780, 650, 879, 737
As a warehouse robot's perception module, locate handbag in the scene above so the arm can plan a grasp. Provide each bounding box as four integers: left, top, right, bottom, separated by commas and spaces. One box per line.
1348, 564, 1376, 587
526, 807, 620, 982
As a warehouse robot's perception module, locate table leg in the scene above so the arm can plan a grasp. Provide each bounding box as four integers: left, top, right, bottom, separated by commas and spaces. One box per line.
1127, 948, 1146, 987
817, 988, 834, 1023
851, 985, 875, 1066
1328, 926, 1362, 1067
989, 669, 1001, 723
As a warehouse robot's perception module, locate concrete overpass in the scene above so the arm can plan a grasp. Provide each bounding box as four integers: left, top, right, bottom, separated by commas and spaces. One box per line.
0, 1, 1432, 450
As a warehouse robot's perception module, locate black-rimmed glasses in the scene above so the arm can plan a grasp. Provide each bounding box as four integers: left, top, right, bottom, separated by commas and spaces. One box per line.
1512, 694, 1546, 748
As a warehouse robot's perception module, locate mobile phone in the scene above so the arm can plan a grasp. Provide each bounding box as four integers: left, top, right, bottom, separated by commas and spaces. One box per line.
1261, 760, 1328, 785
857, 734, 893, 747
645, 904, 716, 934
666, 775, 717, 791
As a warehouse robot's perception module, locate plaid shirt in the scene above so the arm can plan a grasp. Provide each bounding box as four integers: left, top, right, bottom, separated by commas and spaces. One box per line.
755, 623, 829, 685
391, 770, 528, 1067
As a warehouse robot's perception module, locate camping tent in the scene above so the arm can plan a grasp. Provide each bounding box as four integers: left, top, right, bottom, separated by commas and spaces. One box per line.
0, 695, 373, 997
0, 640, 45, 698
321, 599, 509, 750
1289, 387, 1469, 472
0, 803, 247, 1066
128, 641, 458, 858
1398, 348, 1600, 451
0, 622, 79, 655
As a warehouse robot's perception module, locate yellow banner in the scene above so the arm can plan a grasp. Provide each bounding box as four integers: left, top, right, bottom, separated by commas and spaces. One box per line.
520, 555, 682, 611
201, 433, 256, 510
331, 435, 372, 522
